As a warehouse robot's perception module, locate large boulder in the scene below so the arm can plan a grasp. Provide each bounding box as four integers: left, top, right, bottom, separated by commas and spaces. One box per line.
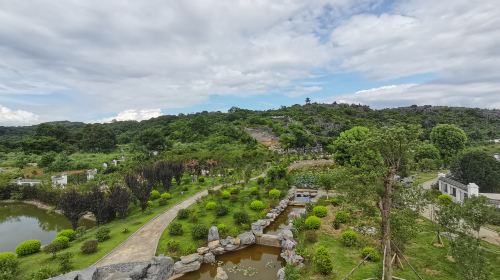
281, 229, 294, 240
215, 267, 228, 280
145, 256, 175, 280
208, 226, 220, 242
208, 240, 220, 250
203, 252, 216, 264
180, 253, 201, 264
237, 231, 256, 245
173, 260, 201, 274
197, 247, 210, 254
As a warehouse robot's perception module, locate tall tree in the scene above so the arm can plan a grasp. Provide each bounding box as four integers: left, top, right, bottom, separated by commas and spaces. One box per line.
58, 189, 88, 230
86, 187, 113, 226
430, 124, 467, 163
450, 150, 500, 193
80, 124, 117, 152
124, 166, 155, 212
109, 185, 131, 219
134, 128, 165, 151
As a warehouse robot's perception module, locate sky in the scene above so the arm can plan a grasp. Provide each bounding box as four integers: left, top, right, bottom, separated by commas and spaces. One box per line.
0, 0, 499, 126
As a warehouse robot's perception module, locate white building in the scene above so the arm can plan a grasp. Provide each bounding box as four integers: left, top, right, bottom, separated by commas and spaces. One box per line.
86, 169, 98, 181
13, 178, 42, 187
51, 174, 68, 188
437, 173, 500, 208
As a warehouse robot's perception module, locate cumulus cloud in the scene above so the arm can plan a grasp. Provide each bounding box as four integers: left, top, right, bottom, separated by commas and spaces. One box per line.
286, 86, 323, 97
0, 104, 39, 126
96, 109, 162, 123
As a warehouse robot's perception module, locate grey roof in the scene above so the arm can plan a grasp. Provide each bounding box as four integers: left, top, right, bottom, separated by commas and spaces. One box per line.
438, 176, 467, 191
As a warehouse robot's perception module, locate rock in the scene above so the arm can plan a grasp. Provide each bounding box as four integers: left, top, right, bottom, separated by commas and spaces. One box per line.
282, 239, 296, 250
213, 247, 225, 255
256, 234, 281, 247
277, 268, 285, 280
173, 260, 201, 274
224, 244, 239, 251
146, 256, 175, 280
215, 267, 228, 280
281, 229, 294, 240
238, 231, 256, 245
203, 252, 216, 264
220, 238, 230, 246
208, 240, 220, 250
208, 226, 220, 242
232, 238, 241, 246
180, 253, 200, 264
197, 247, 210, 254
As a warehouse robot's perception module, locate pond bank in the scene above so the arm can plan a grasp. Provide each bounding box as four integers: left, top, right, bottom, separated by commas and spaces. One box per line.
1, 199, 96, 221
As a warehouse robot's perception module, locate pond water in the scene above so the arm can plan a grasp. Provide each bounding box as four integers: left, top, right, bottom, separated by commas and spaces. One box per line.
179, 245, 284, 280
0, 202, 94, 251
264, 206, 305, 235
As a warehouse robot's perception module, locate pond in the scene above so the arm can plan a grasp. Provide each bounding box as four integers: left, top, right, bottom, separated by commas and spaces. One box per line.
264, 206, 305, 235
0, 202, 94, 252
179, 245, 284, 280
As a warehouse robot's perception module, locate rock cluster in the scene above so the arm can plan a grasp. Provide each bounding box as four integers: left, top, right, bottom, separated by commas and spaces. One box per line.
50, 256, 175, 280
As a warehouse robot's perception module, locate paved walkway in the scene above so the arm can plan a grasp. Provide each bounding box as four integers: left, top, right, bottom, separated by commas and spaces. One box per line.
419, 178, 500, 246
96, 184, 224, 266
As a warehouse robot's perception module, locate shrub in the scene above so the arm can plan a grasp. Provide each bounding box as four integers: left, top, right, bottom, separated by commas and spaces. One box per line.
329, 196, 341, 206
215, 205, 229, 216
284, 264, 300, 280
43, 243, 63, 258
182, 244, 198, 255
122, 228, 130, 234
95, 228, 111, 242
360, 246, 380, 262
250, 200, 265, 211
80, 240, 98, 254
217, 223, 228, 237
313, 206, 328, 218
31, 265, 56, 280
233, 211, 250, 225
331, 219, 341, 230
313, 246, 333, 275
292, 216, 306, 232
57, 229, 76, 241
58, 252, 73, 273
305, 216, 321, 230
198, 177, 205, 183
205, 201, 217, 210
161, 192, 172, 200
230, 194, 238, 203
146, 200, 154, 208
169, 222, 184, 236
335, 211, 350, 224
0, 252, 19, 277
15, 240, 41, 256
166, 240, 180, 253
249, 186, 259, 195
229, 187, 239, 195
178, 209, 191, 219
150, 190, 161, 200
191, 224, 209, 240
437, 194, 453, 205
189, 215, 199, 223
257, 177, 265, 185
341, 230, 358, 247
268, 189, 281, 199
305, 230, 318, 243
75, 226, 86, 238
51, 236, 70, 249
159, 198, 168, 206
221, 190, 231, 199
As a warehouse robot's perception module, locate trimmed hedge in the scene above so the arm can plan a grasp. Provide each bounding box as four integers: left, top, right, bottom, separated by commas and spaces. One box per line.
80, 240, 98, 254
205, 201, 217, 210
268, 189, 281, 199
215, 205, 229, 217
0, 252, 19, 277
313, 246, 333, 275
221, 191, 231, 199
249, 200, 265, 211
169, 222, 184, 236
51, 236, 70, 249
335, 211, 350, 224
95, 228, 110, 242
233, 211, 250, 225
313, 206, 328, 218
191, 224, 209, 240
161, 192, 172, 200
341, 230, 358, 247
360, 246, 380, 262
57, 229, 76, 241
305, 216, 321, 230
150, 190, 161, 200
15, 240, 41, 256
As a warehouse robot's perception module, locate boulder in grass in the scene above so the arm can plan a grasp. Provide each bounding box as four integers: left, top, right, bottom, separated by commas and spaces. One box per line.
208, 226, 220, 242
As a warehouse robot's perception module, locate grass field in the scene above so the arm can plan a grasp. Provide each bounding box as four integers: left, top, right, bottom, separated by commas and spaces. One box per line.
14, 178, 221, 279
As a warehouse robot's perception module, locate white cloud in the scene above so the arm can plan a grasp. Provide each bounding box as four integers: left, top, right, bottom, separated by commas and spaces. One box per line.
97, 109, 162, 123
0, 104, 39, 126
286, 86, 323, 97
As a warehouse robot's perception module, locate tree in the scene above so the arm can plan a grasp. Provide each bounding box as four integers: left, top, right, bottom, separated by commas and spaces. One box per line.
305, 97, 311, 105
58, 189, 88, 229
414, 142, 440, 162
450, 234, 490, 280
36, 123, 70, 143
317, 173, 335, 198
124, 166, 155, 212
430, 124, 467, 163
109, 185, 131, 218
450, 150, 500, 193
86, 187, 114, 226
134, 128, 164, 151
329, 126, 372, 166
21, 136, 63, 154
80, 124, 117, 152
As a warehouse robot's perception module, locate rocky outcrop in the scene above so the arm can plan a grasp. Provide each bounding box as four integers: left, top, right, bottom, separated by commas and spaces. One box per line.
208, 226, 220, 242
203, 252, 216, 264
50, 256, 175, 280
237, 231, 256, 245
173, 260, 201, 274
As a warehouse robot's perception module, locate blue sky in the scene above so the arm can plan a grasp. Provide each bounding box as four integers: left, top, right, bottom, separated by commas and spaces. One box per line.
0, 0, 499, 125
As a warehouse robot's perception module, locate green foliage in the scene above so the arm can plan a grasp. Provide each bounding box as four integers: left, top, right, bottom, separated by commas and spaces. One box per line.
268, 188, 281, 199
228, 187, 239, 195
57, 252, 73, 273
168, 222, 184, 236
249, 186, 259, 195
267, 165, 287, 182
450, 234, 490, 280
305, 216, 321, 230
0, 252, 19, 279
415, 143, 441, 161
122, 228, 130, 233
334, 211, 350, 224
165, 240, 181, 253
430, 124, 467, 162
221, 190, 231, 199
150, 190, 161, 200
80, 124, 116, 152
249, 200, 265, 211
341, 230, 358, 247
191, 224, 208, 240
256, 177, 265, 185
313, 246, 333, 275
134, 128, 164, 151
329, 196, 343, 206
360, 246, 380, 262
146, 200, 154, 208
161, 192, 172, 200
51, 236, 70, 249
178, 209, 191, 219
305, 230, 318, 243
15, 240, 41, 256
330, 126, 371, 166
217, 223, 228, 237
292, 216, 306, 232
80, 240, 98, 254
95, 228, 111, 242
233, 211, 250, 225
451, 150, 500, 193
205, 201, 217, 210
215, 205, 229, 216
57, 229, 76, 241
30, 266, 56, 280
312, 206, 328, 218
437, 194, 453, 206
284, 264, 300, 280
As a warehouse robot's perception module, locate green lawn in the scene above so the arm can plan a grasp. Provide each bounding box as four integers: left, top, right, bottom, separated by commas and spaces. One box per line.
15, 178, 221, 279
413, 170, 447, 185
156, 180, 284, 257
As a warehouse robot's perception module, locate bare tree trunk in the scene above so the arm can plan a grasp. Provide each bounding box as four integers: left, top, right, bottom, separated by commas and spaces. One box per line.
380, 168, 395, 280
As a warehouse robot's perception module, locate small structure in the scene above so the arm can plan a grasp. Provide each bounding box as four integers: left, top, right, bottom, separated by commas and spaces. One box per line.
437, 173, 477, 203
27, 162, 38, 167
102, 162, 108, 169
111, 156, 126, 166
51, 174, 68, 188
86, 169, 98, 181
13, 178, 42, 187
494, 153, 500, 162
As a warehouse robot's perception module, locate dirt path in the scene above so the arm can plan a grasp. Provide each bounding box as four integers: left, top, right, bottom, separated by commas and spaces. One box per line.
419, 179, 500, 246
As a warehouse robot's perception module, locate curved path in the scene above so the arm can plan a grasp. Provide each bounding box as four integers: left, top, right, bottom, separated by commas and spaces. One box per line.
95, 184, 224, 266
